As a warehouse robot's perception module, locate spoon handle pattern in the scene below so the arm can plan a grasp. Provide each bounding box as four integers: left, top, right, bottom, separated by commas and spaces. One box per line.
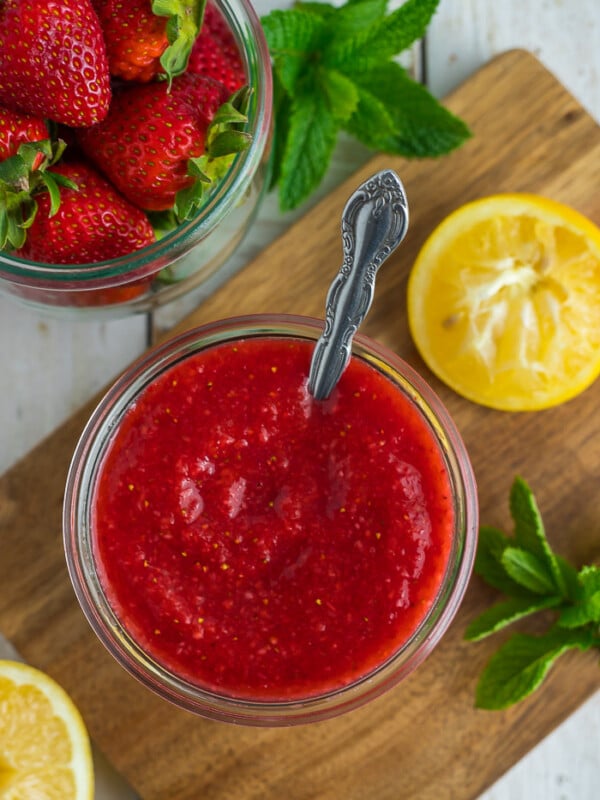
308, 169, 409, 400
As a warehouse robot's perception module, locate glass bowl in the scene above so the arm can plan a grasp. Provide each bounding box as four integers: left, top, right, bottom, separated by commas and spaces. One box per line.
0, 0, 272, 318
63, 314, 478, 725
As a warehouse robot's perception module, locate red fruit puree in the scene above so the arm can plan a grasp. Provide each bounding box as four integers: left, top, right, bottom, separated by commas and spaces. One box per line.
93, 337, 454, 700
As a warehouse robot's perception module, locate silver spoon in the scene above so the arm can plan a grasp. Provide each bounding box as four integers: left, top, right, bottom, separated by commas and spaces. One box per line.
308, 169, 409, 400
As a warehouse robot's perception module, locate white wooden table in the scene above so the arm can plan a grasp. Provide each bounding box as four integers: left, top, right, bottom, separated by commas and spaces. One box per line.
1, 1, 598, 797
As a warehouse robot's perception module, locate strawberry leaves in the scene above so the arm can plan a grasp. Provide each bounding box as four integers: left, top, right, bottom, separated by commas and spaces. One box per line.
0, 139, 76, 250
153, 0, 207, 85
262, 0, 471, 210
174, 86, 253, 221
466, 477, 600, 709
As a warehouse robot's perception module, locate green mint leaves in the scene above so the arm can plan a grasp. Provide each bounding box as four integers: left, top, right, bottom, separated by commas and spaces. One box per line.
466, 477, 600, 710
261, 0, 471, 211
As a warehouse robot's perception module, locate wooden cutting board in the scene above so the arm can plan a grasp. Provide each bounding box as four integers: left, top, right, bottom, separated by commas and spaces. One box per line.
1, 49, 600, 800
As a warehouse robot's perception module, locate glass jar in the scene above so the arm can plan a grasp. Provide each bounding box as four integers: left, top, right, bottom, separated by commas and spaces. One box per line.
63, 315, 478, 725
0, 0, 272, 318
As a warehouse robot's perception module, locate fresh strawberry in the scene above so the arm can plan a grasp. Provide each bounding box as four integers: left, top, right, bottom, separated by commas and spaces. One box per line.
190, 2, 245, 90
203, 2, 236, 49
77, 73, 251, 216
0, 108, 48, 163
15, 161, 155, 264
187, 29, 245, 93
0, 0, 111, 127
91, 0, 205, 83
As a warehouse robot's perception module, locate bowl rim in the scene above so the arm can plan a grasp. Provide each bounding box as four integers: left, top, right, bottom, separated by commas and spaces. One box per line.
63, 313, 479, 726
0, 0, 273, 287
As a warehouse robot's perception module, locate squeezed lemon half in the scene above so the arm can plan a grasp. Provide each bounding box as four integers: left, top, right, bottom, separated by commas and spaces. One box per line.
0, 660, 93, 800
407, 194, 600, 410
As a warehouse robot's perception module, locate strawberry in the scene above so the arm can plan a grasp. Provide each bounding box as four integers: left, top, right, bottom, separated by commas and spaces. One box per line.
91, 0, 205, 83
189, 2, 245, 91
187, 29, 245, 93
203, 2, 236, 49
77, 73, 251, 217
0, 0, 111, 127
0, 107, 48, 163
15, 161, 155, 264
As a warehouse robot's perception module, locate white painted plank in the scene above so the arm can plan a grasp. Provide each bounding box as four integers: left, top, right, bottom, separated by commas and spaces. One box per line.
426, 0, 600, 121
0, 295, 148, 474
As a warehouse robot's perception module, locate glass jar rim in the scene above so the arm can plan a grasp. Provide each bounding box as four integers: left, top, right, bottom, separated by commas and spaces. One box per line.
63, 314, 478, 725
0, 0, 273, 286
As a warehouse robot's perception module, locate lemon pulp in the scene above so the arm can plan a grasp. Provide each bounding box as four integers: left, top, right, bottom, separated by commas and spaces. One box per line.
407, 194, 600, 410
0, 660, 93, 800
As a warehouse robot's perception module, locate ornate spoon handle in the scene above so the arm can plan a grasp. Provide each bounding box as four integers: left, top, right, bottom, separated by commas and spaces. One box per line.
308, 169, 409, 400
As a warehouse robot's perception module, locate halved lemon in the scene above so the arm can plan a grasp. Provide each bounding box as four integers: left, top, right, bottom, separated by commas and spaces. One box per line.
0, 660, 93, 799
407, 194, 600, 410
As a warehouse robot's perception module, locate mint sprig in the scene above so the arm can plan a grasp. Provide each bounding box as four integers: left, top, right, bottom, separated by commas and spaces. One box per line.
466, 476, 600, 710
261, 0, 471, 211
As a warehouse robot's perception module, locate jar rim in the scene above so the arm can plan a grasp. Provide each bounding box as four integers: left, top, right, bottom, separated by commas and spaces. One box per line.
63, 314, 478, 725
0, 0, 273, 286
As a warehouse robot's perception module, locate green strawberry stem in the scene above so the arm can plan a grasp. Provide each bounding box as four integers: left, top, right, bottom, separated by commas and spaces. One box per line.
153, 0, 207, 86
174, 86, 253, 222
0, 139, 77, 250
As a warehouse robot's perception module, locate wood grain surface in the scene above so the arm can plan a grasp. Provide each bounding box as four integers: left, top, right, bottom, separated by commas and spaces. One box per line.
1, 50, 599, 800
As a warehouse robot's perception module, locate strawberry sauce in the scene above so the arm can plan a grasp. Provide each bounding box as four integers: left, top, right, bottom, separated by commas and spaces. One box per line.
92, 337, 454, 700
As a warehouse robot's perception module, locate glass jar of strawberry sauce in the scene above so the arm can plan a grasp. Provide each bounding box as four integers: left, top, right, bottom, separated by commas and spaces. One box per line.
0, 0, 272, 317
64, 315, 478, 725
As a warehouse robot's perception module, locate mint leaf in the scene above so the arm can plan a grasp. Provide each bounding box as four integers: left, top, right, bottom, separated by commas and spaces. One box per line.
324, 0, 440, 72
468, 478, 600, 709
333, 0, 388, 33
318, 68, 359, 122
555, 566, 600, 628
261, 0, 470, 211
510, 476, 566, 596
579, 564, 600, 596
501, 547, 558, 595
475, 628, 595, 710
468, 477, 600, 710
346, 62, 471, 156
297, 0, 387, 30
473, 525, 535, 597
558, 591, 600, 629
269, 71, 293, 192
261, 9, 327, 95
556, 554, 584, 602
341, 83, 395, 148
465, 595, 562, 642
269, 72, 292, 191
295, 2, 336, 21
279, 91, 337, 212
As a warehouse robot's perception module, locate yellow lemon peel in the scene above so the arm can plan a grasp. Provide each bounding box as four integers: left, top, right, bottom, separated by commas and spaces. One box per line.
0, 660, 93, 800
407, 194, 600, 410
